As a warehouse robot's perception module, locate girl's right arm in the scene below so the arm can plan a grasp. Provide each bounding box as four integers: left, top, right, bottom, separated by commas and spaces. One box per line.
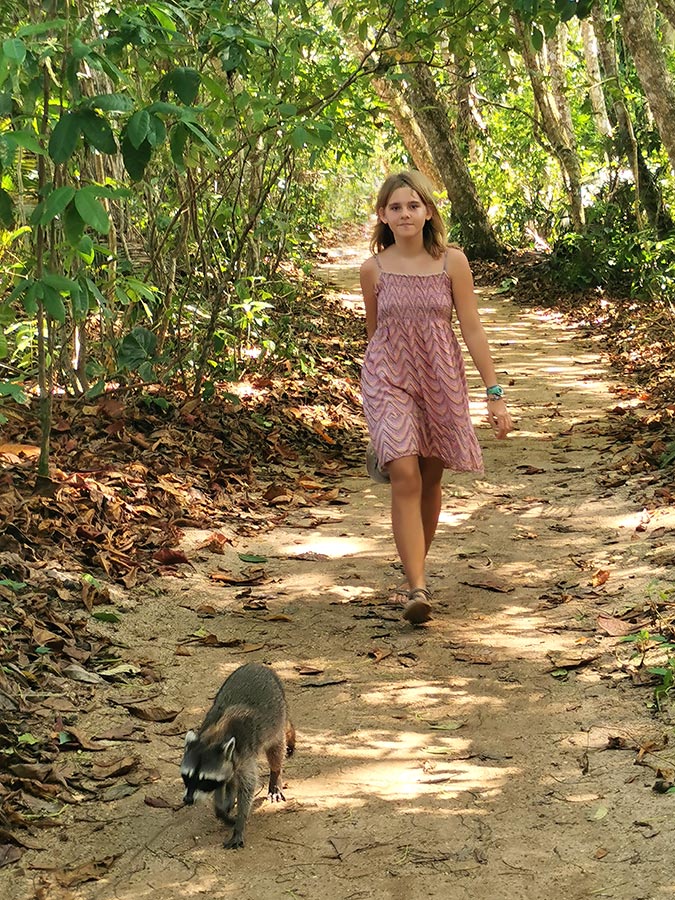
360, 257, 379, 340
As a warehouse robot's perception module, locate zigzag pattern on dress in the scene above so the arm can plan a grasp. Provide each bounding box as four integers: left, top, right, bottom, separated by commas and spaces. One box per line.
361, 268, 484, 472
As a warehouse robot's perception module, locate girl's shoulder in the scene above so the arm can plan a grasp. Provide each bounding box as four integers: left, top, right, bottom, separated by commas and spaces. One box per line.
444, 244, 471, 273
360, 254, 380, 275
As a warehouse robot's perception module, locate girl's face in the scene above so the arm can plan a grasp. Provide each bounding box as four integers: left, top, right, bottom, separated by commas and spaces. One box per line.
378, 187, 431, 238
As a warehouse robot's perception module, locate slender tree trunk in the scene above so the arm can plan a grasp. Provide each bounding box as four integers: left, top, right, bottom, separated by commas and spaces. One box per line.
370, 74, 444, 190
403, 62, 503, 259
593, 0, 673, 232
621, 0, 675, 175
580, 19, 613, 139
513, 16, 585, 230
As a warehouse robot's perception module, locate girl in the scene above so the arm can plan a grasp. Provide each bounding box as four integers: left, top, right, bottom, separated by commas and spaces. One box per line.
360, 171, 513, 625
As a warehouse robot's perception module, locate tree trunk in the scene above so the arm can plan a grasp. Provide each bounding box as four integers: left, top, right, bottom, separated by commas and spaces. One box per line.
621, 0, 675, 175
580, 18, 613, 139
370, 74, 444, 190
657, 0, 675, 30
402, 62, 503, 259
513, 15, 585, 230
592, 1, 673, 232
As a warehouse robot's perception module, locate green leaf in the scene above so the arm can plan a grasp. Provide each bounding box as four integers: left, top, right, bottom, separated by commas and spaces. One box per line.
0, 187, 13, 227
40, 185, 76, 225
43, 272, 78, 293
0, 576, 26, 589
147, 101, 185, 116
49, 112, 80, 164
168, 67, 200, 105
76, 235, 94, 265
17, 19, 67, 38
0, 302, 14, 325
3, 38, 26, 65
18, 732, 39, 745
71, 38, 91, 60
290, 125, 311, 149
62, 202, 85, 245
9, 129, 44, 155
89, 93, 134, 112
23, 282, 39, 315
127, 109, 150, 149
531, 26, 544, 52
74, 187, 110, 234
6, 278, 31, 304
121, 133, 152, 181
79, 110, 117, 154
146, 114, 166, 147
91, 610, 121, 623
41, 283, 67, 323
169, 123, 188, 172
118, 326, 157, 371
238, 553, 268, 563
182, 120, 220, 155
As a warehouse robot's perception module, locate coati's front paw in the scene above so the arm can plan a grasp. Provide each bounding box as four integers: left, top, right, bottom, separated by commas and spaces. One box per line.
268, 787, 286, 802
223, 832, 245, 849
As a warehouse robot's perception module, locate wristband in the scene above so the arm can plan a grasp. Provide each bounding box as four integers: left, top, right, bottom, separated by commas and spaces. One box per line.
486, 385, 504, 400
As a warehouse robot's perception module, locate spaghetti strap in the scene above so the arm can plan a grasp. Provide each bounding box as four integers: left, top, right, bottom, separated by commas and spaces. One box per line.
442, 249, 449, 273
373, 254, 383, 271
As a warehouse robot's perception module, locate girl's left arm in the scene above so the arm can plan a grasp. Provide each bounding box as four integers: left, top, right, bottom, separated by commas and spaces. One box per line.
449, 248, 513, 439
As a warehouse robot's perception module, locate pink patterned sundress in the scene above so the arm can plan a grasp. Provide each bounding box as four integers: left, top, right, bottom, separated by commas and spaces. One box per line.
361, 253, 483, 471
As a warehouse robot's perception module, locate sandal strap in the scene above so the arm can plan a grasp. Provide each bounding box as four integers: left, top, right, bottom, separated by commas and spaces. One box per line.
408, 587, 431, 601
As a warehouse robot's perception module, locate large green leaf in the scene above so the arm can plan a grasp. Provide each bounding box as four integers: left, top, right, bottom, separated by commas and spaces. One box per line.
146, 114, 166, 147
121, 133, 152, 181
40, 185, 76, 225
169, 123, 188, 172
40, 283, 67, 323
89, 93, 134, 112
118, 326, 157, 372
43, 272, 78, 294
49, 112, 80, 164
3, 39, 26, 65
62, 203, 85, 245
79, 110, 117, 154
8, 129, 44, 155
127, 109, 150, 149
74, 187, 110, 234
160, 67, 200, 105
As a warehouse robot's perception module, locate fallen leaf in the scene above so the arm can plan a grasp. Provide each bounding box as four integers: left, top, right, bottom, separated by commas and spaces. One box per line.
122, 705, 180, 723
152, 549, 191, 566
596, 615, 635, 637
591, 569, 610, 587
459, 574, 514, 593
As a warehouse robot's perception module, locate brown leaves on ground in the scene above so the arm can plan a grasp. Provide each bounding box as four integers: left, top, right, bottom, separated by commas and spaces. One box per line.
0, 283, 368, 849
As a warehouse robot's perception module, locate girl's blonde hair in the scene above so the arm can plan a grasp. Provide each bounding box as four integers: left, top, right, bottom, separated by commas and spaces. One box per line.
370, 171, 447, 259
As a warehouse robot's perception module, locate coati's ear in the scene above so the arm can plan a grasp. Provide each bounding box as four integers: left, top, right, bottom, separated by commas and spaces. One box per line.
222, 736, 236, 761
184, 730, 198, 748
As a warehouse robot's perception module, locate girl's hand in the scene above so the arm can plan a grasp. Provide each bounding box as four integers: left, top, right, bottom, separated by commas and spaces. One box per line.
487, 399, 513, 439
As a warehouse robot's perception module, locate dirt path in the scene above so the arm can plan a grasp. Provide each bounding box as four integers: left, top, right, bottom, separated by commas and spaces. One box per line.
6, 244, 675, 900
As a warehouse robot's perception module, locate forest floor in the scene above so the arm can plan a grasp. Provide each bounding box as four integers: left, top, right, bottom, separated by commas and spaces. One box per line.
3, 236, 675, 900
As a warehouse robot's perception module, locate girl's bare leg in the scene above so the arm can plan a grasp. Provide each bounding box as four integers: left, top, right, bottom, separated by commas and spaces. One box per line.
387, 455, 426, 591
419, 456, 444, 553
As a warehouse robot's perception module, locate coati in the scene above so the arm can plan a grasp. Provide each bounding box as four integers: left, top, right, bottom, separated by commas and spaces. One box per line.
180, 662, 295, 849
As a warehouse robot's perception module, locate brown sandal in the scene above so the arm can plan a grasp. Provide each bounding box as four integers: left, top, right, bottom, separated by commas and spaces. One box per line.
403, 588, 432, 625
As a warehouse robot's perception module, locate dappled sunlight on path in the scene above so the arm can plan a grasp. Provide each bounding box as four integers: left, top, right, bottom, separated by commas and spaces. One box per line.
6, 241, 675, 900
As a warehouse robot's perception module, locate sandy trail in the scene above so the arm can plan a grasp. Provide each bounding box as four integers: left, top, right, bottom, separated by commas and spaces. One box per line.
5, 242, 675, 900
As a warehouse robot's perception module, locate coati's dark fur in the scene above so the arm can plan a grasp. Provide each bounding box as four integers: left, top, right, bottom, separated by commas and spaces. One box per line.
180, 663, 295, 849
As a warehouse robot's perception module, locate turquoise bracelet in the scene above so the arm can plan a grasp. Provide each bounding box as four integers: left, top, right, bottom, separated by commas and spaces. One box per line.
486, 385, 504, 400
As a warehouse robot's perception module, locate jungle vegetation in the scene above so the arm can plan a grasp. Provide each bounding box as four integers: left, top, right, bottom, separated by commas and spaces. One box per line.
1, 0, 674, 473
